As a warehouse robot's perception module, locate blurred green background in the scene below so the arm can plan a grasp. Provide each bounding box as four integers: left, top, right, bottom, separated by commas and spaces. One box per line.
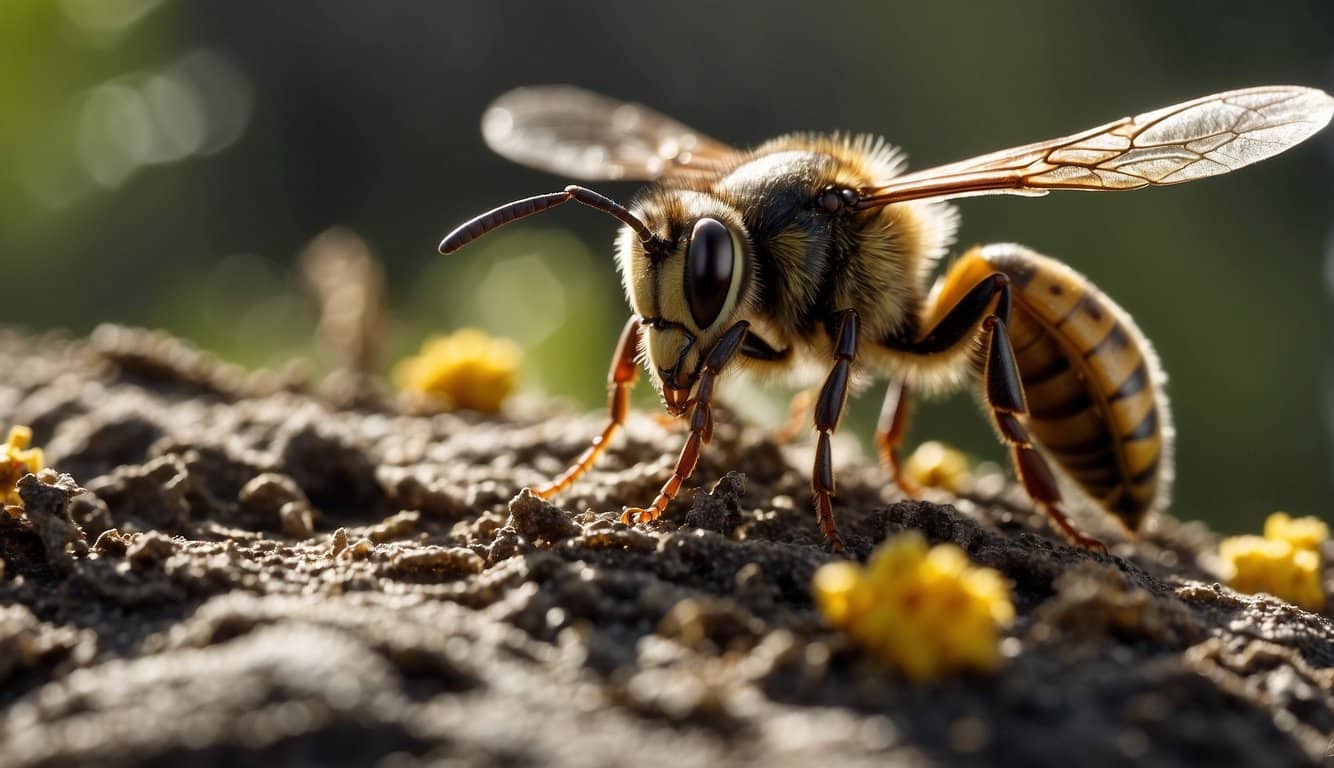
2, 1, 1331, 532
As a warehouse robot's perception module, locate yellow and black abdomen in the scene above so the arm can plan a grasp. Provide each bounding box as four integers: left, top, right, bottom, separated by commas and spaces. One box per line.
972, 244, 1173, 530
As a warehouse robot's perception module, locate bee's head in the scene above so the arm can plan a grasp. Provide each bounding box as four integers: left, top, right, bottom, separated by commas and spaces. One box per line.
617, 192, 752, 415
437, 184, 752, 417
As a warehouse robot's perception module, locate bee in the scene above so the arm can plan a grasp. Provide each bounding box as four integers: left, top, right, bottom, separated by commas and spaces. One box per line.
440, 84, 1334, 551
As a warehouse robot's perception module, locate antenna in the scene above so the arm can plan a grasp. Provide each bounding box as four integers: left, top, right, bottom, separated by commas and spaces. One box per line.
439, 185, 657, 254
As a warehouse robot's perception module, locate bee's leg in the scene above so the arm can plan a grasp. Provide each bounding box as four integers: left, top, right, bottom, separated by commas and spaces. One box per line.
891, 268, 1105, 551
811, 309, 859, 551
622, 321, 749, 525
979, 313, 1107, 553
770, 387, 816, 445
535, 317, 641, 499
873, 379, 921, 498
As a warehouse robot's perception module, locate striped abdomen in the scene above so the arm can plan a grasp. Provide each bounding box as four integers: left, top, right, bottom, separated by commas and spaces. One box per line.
977, 244, 1173, 530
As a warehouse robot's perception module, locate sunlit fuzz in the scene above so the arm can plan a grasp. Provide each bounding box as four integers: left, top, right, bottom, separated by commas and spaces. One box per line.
393, 329, 521, 413
813, 530, 1015, 682
1219, 529, 1324, 613
2, 426, 45, 509
900, 441, 972, 494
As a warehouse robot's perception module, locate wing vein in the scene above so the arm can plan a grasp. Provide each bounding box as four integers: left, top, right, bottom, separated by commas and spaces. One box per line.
858, 85, 1334, 207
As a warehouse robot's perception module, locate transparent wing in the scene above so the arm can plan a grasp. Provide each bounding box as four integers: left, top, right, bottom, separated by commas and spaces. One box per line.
858, 86, 1334, 208
480, 85, 740, 182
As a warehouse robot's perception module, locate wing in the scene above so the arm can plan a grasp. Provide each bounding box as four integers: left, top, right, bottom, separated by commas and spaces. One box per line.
480, 85, 740, 182
857, 86, 1334, 209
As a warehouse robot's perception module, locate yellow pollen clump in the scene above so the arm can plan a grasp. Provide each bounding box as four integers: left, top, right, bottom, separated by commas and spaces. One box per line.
813, 530, 1015, 682
393, 329, 521, 413
900, 441, 972, 493
1262, 512, 1329, 554
1219, 512, 1327, 612
2, 426, 45, 509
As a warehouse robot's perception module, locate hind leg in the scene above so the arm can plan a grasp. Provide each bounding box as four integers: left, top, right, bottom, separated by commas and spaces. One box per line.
873, 379, 921, 498
883, 260, 1106, 551
979, 314, 1107, 553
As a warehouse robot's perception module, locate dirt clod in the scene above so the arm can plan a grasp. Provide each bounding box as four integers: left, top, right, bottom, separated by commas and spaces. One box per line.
16, 471, 89, 571
683, 471, 747, 535
507, 488, 580, 543
125, 531, 180, 569
388, 545, 484, 579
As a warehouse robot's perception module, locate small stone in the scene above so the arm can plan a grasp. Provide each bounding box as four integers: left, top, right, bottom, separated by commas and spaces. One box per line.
348, 538, 374, 560
238, 472, 309, 515
328, 528, 350, 557
279, 501, 314, 538
368, 510, 420, 542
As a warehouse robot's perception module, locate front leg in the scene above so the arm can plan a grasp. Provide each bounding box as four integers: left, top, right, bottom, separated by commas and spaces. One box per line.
811, 309, 859, 551
621, 321, 750, 525
535, 317, 641, 499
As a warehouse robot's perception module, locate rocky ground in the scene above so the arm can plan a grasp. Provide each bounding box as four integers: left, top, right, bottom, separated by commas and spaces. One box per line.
0, 325, 1331, 767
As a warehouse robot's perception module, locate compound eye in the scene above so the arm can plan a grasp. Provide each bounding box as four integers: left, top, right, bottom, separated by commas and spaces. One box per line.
684, 218, 736, 329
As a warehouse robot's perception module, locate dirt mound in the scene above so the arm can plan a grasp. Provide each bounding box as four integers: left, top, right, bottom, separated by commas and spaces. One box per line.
1, 327, 1330, 767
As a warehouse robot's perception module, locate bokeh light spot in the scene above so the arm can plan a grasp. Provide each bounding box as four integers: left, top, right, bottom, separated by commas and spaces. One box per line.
476, 253, 568, 347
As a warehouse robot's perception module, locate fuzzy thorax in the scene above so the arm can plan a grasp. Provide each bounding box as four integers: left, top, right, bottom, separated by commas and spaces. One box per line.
613, 132, 963, 399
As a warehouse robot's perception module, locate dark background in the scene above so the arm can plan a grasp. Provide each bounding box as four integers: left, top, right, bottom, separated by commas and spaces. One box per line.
3, 1, 1331, 532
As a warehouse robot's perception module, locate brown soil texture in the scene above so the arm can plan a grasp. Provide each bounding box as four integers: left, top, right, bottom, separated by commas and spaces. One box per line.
1, 326, 1331, 768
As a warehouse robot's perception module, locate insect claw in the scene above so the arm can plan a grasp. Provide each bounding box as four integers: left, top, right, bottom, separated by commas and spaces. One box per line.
1038, 501, 1108, 553
620, 505, 662, 526
625, 507, 660, 525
